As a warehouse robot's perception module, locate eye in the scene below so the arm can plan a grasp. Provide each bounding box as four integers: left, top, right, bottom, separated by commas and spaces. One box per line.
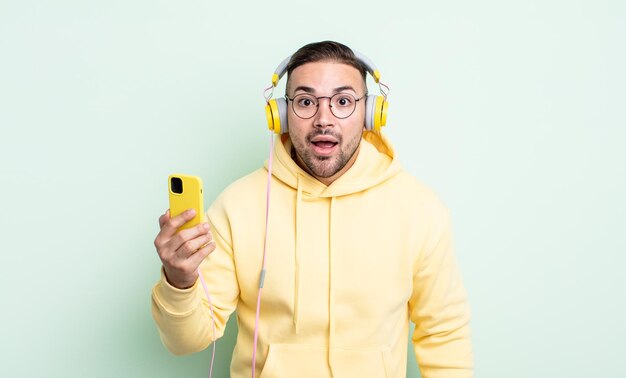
335, 95, 354, 107
296, 95, 317, 107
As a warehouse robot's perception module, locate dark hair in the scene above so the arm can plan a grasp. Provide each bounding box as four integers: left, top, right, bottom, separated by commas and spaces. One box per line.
286, 41, 367, 84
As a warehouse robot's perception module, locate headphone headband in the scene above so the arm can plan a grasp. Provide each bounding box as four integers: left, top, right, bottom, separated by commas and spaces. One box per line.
271, 50, 381, 87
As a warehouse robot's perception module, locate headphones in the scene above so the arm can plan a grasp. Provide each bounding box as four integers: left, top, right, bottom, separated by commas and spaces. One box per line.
264, 51, 389, 134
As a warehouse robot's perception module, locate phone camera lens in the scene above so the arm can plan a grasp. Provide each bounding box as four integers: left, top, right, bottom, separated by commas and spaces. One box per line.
171, 177, 183, 194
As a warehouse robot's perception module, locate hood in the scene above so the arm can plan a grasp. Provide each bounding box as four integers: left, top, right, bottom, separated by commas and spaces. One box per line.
265, 130, 402, 196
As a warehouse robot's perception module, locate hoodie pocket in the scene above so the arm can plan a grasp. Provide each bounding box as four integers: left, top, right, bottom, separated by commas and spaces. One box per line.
259, 343, 393, 378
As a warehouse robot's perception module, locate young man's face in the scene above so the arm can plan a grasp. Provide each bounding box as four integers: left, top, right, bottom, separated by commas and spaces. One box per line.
286, 61, 367, 185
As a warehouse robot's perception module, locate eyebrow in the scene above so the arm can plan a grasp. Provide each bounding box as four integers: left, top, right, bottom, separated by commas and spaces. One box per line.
292, 85, 359, 95
333, 86, 358, 94
292, 86, 316, 94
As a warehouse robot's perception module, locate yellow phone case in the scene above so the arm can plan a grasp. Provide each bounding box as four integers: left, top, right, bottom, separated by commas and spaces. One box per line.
168, 174, 204, 232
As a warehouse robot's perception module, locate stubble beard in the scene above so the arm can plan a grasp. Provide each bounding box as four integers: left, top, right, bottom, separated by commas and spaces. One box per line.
293, 129, 361, 178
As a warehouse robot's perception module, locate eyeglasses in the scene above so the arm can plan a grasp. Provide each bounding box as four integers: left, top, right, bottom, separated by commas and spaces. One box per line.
285, 93, 366, 120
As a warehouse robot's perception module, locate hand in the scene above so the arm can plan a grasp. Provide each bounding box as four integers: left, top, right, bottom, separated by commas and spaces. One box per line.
154, 209, 216, 289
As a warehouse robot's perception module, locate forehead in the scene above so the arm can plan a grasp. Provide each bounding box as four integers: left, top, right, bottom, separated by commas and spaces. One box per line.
287, 62, 366, 94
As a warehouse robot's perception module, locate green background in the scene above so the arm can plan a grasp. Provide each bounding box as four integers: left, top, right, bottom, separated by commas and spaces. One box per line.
1, 0, 624, 377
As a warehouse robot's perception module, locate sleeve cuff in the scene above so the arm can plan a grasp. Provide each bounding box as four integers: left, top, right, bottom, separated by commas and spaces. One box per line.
152, 268, 202, 317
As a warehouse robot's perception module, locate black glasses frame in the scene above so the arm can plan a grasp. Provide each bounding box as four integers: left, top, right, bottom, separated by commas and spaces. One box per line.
285, 93, 367, 120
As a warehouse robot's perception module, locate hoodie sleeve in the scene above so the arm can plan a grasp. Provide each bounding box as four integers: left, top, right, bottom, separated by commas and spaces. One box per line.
408, 200, 474, 378
151, 201, 240, 355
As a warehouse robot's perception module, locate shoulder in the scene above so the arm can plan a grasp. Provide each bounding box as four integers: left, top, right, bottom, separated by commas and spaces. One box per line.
209, 168, 267, 213
387, 170, 449, 211
381, 171, 454, 240
206, 168, 268, 241
221, 168, 268, 197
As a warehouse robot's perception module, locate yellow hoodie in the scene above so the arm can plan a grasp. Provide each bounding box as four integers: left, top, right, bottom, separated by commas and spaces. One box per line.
152, 131, 473, 378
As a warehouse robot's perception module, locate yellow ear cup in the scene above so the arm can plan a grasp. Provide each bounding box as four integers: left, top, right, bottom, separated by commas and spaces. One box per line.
265, 99, 282, 134
373, 96, 389, 132
380, 99, 388, 128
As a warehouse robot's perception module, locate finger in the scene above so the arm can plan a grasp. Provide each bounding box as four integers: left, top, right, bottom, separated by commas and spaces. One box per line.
187, 240, 216, 267
158, 210, 170, 228
175, 232, 213, 259
160, 222, 210, 262
161, 208, 197, 237
155, 209, 186, 251
154, 214, 173, 251
170, 222, 210, 248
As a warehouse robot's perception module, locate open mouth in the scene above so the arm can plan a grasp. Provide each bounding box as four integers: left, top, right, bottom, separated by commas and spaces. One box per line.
310, 140, 339, 156
311, 141, 338, 148
309, 134, 340, 156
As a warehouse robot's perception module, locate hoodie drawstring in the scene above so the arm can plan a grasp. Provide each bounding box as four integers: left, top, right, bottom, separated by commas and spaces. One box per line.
294, 174, 335, 376
328, 196, 336, 377
293, 173, 303, 334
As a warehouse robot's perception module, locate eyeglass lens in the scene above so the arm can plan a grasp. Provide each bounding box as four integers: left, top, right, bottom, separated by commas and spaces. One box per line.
290, 93, 359, 119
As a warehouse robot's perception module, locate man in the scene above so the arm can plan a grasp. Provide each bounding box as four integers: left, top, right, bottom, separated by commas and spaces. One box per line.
152, 41, 473, 377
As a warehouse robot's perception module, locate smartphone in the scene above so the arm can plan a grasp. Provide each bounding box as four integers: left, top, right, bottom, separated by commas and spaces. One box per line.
168, 174, 204, 232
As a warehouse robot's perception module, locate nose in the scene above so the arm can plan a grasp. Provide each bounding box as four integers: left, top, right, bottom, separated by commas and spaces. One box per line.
313, 97, 334, 128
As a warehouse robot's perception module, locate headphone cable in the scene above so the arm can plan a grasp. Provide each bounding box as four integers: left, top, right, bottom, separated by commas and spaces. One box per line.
197, 269, 217, 378
251, 132, 275, 377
